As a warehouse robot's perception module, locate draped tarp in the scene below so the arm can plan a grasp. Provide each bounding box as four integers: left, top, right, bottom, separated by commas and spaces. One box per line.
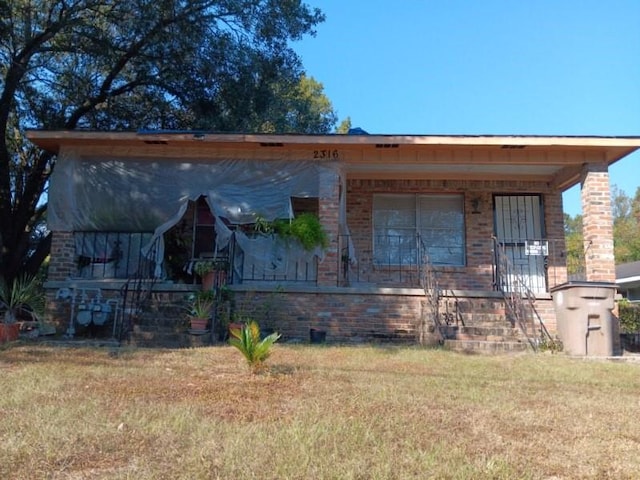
49, 152, 334, 231
50, 152, 340, 278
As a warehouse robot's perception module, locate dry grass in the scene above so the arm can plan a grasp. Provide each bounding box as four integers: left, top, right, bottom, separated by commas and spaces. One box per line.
1, 343, 639, 479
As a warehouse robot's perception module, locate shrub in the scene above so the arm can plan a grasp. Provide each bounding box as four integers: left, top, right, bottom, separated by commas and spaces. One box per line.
619, 300, 640, 333
229, 320, 281, 373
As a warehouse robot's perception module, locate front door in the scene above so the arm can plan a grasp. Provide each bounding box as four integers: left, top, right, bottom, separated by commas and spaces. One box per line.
494, 195, 547, 294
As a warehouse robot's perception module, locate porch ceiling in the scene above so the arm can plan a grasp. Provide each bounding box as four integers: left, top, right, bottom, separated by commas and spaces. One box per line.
26, 131, 640, 191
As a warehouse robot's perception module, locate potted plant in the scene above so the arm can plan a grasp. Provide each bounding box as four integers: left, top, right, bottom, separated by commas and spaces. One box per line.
194, 259, 229, 290
0, 275, 44, 343
185, 290, 215, 331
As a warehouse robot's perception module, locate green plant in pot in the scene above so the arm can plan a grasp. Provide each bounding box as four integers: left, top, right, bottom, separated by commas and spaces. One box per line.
194, 259, 229, 290
0, 275, 44, 342
274, 213, 328, 251
185, 290, 215, 331
194, 260, 215, 278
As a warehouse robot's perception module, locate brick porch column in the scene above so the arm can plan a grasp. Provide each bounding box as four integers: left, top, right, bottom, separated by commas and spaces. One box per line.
580, 163, 615, 282
45, 231, 77, 331
48, 231, 76, 281
317, 163, 342, 286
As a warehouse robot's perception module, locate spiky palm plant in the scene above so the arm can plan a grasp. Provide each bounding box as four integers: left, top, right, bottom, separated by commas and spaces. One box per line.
228, 320, 281, 373
0, 274, 44, 324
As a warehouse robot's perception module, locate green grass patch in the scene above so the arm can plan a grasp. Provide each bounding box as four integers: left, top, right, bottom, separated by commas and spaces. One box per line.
1, 345, 639, 479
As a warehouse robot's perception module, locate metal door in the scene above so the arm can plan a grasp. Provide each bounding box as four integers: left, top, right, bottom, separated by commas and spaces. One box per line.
494, 195, 547, 293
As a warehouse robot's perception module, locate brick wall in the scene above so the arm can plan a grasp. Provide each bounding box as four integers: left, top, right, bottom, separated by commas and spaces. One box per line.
346, 179, 567, 291
230, 288, 558, 343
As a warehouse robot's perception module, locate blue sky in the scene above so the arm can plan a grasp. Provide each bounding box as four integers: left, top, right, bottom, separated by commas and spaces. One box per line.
292, 0, 640, 216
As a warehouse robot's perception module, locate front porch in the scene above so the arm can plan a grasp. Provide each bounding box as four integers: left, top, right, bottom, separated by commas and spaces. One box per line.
44, 228, 561, 352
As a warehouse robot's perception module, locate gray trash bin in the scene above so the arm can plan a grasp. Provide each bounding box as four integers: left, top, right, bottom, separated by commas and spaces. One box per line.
550, 281, 618, 356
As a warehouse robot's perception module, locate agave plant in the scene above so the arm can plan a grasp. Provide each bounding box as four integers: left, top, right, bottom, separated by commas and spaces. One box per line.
229, 320, 281, 373
0, 275, 44, 324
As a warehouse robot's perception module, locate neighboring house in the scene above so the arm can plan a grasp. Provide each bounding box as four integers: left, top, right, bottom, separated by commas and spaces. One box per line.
27, 131, 640, 350
616, 261, 640, 303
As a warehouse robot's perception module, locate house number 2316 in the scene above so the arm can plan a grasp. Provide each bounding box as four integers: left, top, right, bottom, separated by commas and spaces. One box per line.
313, 149, 339, 159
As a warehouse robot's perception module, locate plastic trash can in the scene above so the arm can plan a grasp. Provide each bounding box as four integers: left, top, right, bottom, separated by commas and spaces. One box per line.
550, 281, 618, 356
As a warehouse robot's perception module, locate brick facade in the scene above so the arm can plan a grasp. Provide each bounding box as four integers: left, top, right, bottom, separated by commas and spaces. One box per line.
229, 287, 558, 343
44, 177, 566, 340
346, 178, 567, 291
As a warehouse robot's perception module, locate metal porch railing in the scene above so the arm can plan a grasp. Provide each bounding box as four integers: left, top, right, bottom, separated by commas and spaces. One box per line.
492, 236, 554, 351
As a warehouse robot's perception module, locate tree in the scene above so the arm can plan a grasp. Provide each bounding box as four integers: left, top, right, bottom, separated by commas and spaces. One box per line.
612, 186, 640, 263
564, 185, 640, 273
564, 213, 584, 276
335, 116, 352, 134
1, 0, 334, 285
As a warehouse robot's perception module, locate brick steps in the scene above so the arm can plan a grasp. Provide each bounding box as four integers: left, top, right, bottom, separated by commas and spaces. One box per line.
128, 324, 215, 348
435, 296, 535, 353
440, 325, 521, 342
125, 299, 220, 348
443, 339, 529, 354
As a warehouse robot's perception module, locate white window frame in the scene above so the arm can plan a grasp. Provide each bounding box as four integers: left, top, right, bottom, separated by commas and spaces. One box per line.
372, 194, 465, 267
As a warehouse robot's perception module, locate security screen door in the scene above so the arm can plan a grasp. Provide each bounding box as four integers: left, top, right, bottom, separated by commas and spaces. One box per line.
494, 195, 547, 294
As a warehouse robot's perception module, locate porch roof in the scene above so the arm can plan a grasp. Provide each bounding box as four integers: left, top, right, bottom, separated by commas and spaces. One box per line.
26, 130, 640, 191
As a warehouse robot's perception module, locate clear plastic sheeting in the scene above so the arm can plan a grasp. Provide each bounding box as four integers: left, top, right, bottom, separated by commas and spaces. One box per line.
233, 232, 320, 282
51, 151, 341, 280
74, 232, 154, 279
49, 151, 335, 231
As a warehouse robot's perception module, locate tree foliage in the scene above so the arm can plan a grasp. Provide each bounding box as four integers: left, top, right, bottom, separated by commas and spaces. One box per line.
0, 0, 335, 284
612, 186, 640, 263
564, 212, 584, 277
564, 185, 640, 273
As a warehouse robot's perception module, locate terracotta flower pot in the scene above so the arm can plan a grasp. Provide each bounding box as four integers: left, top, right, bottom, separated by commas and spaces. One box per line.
228, 322, 244, 337
189, 317, 209, 331
202, 270, 227, 290
0, 323, 20, 343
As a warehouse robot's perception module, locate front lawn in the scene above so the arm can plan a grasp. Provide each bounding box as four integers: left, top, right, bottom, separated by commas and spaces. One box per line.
1, 344, 639, 479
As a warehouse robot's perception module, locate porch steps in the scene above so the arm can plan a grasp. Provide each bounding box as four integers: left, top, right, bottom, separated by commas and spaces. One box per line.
125, 300, 217, 348
128, 324, 213, 348
443, 339, 529, 354
433, 297, 533, 354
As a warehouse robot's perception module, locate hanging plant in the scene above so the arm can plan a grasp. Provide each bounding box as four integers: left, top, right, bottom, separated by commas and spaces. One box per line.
275, 213, 328, 251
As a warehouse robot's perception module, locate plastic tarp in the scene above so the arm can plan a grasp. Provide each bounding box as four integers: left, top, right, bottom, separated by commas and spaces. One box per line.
50, 151, 341, 278
49, 152, 332, 230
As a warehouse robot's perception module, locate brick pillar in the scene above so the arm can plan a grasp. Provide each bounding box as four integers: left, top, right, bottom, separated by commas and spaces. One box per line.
317, 163, 341, 286
580, 163, 615, 282
45, 231, 77, 332
48, 231, 76, 281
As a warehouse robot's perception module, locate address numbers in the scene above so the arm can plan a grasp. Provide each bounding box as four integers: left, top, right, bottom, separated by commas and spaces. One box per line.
313, 149, 339, 159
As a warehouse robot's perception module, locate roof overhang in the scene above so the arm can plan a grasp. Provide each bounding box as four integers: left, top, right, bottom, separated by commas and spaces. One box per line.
26, 130, 640, 191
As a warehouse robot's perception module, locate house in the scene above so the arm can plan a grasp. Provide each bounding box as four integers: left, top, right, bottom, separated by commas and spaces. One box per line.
27, 130, 640, 350
616, 261, 640, 303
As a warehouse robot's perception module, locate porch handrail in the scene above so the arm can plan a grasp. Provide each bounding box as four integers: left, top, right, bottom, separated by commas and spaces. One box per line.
491, 236, 553, 351
417, 236, 444, 345
114, 237, 161, 342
